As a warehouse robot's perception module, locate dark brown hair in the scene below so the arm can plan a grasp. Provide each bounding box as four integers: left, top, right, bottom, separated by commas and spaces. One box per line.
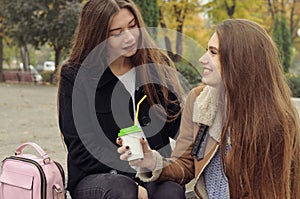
217, 19, 300, 199
64, 0, 183, 121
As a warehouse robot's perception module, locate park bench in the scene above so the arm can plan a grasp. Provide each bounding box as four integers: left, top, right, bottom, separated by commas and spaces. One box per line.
2, 71, 19, 83
3, 71, 35, 84
18, 72, 34, 83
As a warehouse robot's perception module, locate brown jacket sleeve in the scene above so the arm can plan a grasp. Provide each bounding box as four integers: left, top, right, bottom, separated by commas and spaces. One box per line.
138, 87, 203, 185
158, 87, 199, 185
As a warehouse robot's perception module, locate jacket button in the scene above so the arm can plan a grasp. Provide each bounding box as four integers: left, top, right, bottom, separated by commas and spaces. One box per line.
110, 170, 117, 174
142, 116, 151, 126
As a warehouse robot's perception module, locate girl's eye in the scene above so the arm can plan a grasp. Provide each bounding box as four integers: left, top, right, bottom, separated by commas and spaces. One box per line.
129, 23, 137, 29
210, 50, 218, 55
112, 33, 122, 37
110, 31, 122, 37
206, 48, 218, 55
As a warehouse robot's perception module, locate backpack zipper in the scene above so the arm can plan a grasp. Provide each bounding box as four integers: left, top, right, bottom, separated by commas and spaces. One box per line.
54, 161, 65, 188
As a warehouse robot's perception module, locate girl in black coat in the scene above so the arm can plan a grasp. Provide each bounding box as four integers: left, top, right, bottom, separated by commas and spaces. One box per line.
58, 0, 185, 198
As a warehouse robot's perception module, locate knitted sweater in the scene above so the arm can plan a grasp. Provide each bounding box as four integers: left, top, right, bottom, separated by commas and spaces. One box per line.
204, 147, 229, 199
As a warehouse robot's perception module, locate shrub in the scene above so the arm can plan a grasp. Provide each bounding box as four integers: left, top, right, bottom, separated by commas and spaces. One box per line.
175, 60, 201, 88
286, 73, 300, 97
40, 71, 53, 83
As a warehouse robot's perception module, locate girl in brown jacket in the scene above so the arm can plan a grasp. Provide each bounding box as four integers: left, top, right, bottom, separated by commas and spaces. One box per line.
118, 19, 300, 199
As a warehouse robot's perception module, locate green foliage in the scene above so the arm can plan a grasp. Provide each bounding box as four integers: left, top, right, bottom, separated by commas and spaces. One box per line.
281, 14, 292, 73
157, 0, 199, 62
272, 13, 292, 73
285, 73, 300, 97
0, 0, 46, 47
134, 0, 158, 27
46, 1, 82, 53
202, 0, 268, 26
1, 0, 81, 68
175, 60, 201, 87
40, 70, 53, 83
273, 14, 283, 53
158, 0, 199, 29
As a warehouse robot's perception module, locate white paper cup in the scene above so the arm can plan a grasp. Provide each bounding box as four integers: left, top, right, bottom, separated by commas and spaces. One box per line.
118, 125, 144, 161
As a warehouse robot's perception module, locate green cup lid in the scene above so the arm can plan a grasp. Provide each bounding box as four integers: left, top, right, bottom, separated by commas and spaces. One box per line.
118, 125, 141, 137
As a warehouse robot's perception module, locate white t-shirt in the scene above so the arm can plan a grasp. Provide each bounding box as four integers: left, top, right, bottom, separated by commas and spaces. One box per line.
117, 67, 136, 116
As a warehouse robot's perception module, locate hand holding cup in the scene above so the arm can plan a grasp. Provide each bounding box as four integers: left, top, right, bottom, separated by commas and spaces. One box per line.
116, 94, 157, 170
117, 137, 156, 171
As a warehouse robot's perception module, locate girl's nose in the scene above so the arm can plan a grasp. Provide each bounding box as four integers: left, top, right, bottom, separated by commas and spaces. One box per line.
199, 53, 208, 65
123, 29, 135, 43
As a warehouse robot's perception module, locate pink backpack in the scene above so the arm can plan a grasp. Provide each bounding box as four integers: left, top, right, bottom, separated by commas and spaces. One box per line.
0, 142, 66, 199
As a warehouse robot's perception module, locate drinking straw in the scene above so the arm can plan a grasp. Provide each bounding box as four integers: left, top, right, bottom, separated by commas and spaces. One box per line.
134, 95, 147, 126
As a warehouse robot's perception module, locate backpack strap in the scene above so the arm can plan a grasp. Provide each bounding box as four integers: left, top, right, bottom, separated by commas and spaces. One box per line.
15, 142, 50, 164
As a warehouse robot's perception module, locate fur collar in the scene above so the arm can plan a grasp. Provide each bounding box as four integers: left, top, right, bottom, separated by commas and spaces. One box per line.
192, 85, 226, 142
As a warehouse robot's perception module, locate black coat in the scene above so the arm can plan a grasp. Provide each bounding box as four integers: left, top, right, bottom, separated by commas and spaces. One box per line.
58, 63, 181, 191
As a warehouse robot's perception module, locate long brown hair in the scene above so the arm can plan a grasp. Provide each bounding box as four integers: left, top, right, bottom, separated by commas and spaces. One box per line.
217, 19, 300, 198
65, 0, 183, 121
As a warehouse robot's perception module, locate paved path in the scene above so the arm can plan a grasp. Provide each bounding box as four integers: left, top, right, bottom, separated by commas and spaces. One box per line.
0, 83, 67, 170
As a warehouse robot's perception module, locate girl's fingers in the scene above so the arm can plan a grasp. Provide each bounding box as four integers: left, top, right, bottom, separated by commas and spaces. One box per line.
140, 138, 151, 152
128, 159, 144, 167
116, 137, 122, 146
128, 158, 141, 166
117, 145, 129, 154
120, 150, 132, 161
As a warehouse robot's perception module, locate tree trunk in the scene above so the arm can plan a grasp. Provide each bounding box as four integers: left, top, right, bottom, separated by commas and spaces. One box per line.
0, 34, 3, 82
20, 45, 30, 71
55, 48, 60, 69
267, 0, 274, 19
159, 7, 176, 61
50, 47, 61, 84
175, 25, 183, 62
164, 36, 176, 61
224, 0, 236, 18
173, 2, 189, 62
290, 0, 296, 41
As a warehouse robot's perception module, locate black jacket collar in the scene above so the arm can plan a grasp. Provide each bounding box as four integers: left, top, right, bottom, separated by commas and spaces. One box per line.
97, 67, 119, 89
96, 66, 144, 92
